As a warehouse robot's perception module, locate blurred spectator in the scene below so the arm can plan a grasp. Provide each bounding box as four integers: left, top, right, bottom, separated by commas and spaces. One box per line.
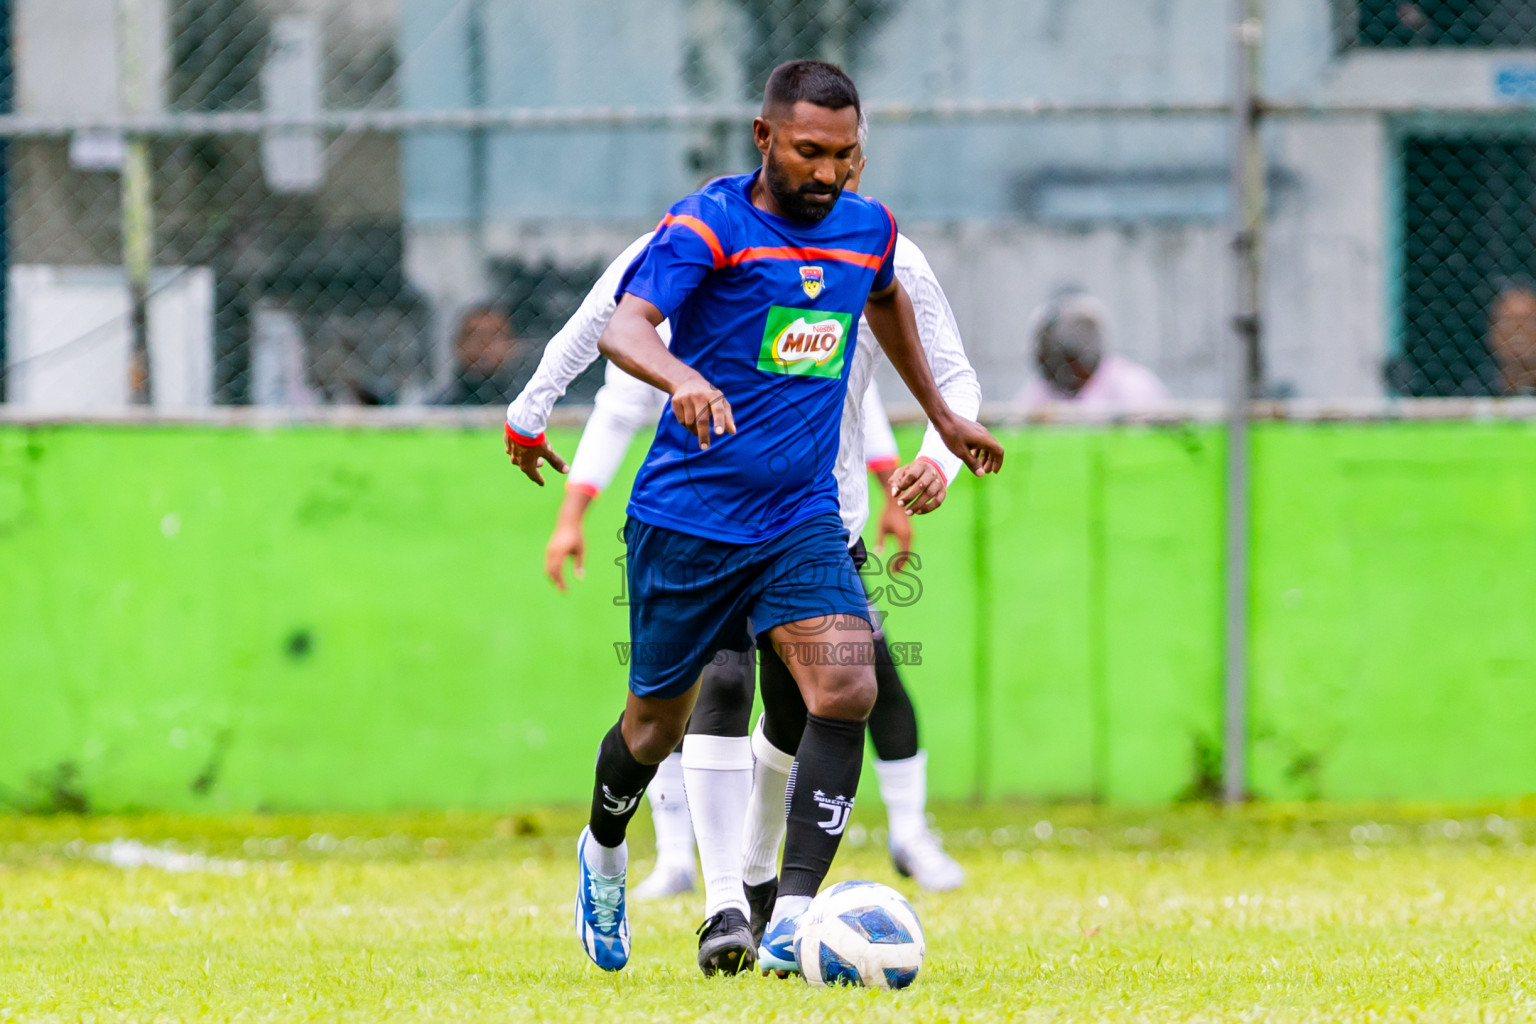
441, 305, 529, 405
1013, 290, 1169, 409
1490, 283, 1536, 396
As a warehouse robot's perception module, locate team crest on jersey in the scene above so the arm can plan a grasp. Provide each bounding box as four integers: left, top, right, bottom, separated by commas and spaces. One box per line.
799, 266, 825, 299
758, 305, 852, 379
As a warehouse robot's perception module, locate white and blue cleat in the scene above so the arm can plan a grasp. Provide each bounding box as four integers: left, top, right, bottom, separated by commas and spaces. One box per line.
574, 826, 631, 971
757, 914, 801, 977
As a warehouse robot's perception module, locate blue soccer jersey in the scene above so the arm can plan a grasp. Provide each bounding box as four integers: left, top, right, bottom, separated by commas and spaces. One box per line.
617, 171, 898, 544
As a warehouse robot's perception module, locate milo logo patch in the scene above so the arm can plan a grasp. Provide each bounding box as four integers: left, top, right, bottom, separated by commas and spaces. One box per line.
757, 306, 853, 378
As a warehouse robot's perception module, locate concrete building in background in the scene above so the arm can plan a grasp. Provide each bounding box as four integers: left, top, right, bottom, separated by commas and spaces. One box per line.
4, 1, 1530, 407
6, 0, 414, 409
399, 0, 1536, 404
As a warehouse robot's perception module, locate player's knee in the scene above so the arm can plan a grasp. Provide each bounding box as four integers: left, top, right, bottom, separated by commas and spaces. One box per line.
624, 713, 688, 763
806, 665, 877, 721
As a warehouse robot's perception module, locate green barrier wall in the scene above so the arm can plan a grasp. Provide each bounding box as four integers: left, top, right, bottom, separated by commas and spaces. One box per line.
1250, 422, 1536, 802
2, 421, 1533, 812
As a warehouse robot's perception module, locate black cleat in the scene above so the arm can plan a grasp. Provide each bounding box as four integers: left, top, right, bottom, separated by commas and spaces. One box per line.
696, 908, 757, 976
744, 877, 778, 947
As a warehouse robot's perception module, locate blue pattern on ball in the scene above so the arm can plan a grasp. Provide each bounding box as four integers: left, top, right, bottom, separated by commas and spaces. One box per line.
819, 943, 863, 986
838, 906, 914, 945
884, 966, 920, 989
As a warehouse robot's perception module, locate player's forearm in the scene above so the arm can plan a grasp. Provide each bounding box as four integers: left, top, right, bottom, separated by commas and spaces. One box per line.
864, 285, 956, 431
917, 367, 981, 483
556, 488, 595, 528
506, 329, 595, 436
508, 235, 651, 436
599, 306, 707, 396
873, 466, 902, 508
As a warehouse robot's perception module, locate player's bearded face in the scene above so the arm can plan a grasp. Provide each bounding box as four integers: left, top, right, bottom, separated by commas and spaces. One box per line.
764, 139, 845, 223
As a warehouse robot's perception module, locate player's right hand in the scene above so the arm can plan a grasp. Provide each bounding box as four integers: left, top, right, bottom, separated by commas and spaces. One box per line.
671, 376, 736, 450
505, 424, 570, 486
545, 521, 585, 592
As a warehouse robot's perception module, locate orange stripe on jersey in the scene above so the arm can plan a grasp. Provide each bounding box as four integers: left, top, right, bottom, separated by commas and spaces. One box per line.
878, 203, 897, 263
724, 245, 884, 270
657, 213, 725, 269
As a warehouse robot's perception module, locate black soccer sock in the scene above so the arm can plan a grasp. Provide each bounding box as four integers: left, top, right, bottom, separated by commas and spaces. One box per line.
779, 713, 867, 898
866, 634, 920, 762
687, 647, 756, 738
588, 717, 659, 849
758, 638, 810, 754
762, 635, 918, 760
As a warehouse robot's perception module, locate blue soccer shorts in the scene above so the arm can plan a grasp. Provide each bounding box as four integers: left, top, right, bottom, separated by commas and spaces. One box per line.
622, 511, 872, 699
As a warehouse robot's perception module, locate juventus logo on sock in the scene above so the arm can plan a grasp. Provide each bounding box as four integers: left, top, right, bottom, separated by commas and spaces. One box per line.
602, 785, 639, 816
813, 790, 854, 836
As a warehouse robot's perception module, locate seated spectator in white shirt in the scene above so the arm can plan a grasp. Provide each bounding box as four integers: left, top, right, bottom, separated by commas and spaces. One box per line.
1013, 290, 1169, 410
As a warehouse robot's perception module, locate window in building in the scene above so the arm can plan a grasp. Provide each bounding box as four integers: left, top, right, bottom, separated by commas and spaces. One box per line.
1392, 134, 1536, 396
1341, 1, 1536, 50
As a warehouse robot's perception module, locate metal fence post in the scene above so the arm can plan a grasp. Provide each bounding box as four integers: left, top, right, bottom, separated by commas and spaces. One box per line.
0, 0, 9, 402
119, 0, 154, 405
1225, 0, 1265, 805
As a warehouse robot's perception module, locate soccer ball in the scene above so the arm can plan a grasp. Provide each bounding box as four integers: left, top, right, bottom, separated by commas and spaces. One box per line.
794, 880, 925, 989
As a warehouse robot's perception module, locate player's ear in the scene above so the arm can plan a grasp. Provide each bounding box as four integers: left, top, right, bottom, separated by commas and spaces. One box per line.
752, 116, 773, 157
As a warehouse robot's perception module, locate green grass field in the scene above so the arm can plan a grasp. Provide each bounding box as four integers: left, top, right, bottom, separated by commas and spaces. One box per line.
4, 802, 1535, 1022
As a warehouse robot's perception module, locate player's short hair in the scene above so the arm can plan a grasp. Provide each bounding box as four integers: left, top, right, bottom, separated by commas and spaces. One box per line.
857, 109, 868, 151
762, 59, 861, 122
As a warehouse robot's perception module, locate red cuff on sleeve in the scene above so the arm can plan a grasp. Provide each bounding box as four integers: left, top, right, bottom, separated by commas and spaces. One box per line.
567, 480, 600, 498
916, 455, 946, 477
505, 422, 546, 447
866, 454, 901, 473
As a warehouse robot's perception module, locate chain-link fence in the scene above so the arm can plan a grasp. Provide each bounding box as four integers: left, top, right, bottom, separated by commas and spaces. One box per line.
2, 1, 1536, 412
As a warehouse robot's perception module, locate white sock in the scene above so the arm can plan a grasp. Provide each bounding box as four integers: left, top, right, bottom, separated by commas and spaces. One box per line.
873, 750, 929, 849
583, 834, 627, 878
682, 734, 753, 918
741, 715, 795, 886
768, 894, 812, 928
647, 751, 696, 870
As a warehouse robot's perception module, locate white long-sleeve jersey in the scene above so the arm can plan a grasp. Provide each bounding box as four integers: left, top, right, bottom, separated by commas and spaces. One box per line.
505, 232, 981, 539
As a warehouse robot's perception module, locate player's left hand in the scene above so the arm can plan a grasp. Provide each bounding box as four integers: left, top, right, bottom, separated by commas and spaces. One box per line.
889, 457, 947, 517
505, 425, 570, 487
937, 416, 1004, 476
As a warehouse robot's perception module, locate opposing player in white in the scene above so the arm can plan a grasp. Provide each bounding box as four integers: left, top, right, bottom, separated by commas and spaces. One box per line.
504, 122, 972, 968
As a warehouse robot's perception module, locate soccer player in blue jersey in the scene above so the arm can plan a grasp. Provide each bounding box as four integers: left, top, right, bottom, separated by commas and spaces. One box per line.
508, 60, 1003, 975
